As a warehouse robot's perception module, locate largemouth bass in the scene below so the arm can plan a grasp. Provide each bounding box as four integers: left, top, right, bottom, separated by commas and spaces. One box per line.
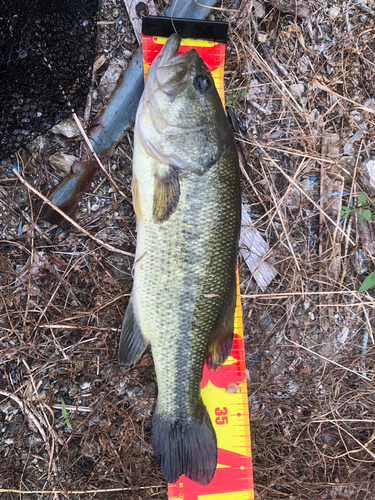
119, 33, 241, 485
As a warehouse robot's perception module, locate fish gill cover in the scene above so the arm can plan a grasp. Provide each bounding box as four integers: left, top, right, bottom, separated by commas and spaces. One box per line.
0, 0, 99, 160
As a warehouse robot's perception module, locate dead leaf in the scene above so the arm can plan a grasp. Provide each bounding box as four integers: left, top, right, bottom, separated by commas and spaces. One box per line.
24, 380, 45, 401
299, 361, 310, 374
0, 253, 9, 272
15, 251, 48, 284
48, 254, 68, 271
257, 33, 268, 43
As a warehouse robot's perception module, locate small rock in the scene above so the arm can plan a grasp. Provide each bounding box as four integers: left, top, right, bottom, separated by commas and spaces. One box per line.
75, 360, 85, 371
49, 152, 78, 177
361, 158, 375, 190
259, 313, 275, 333
248, 353, 260, 367
350, 109, 363, 122
287, 187, 301, 209
100, 62, 124, 97
68, 386, 79, 398
51, 117, 80, 138
337, 326, 350, 344
112, 7, 119, 18
257, 33, 268, 43
0, 401, 12, 414
253, 0, 265, 18
301, 178, 316, 198
344, 130, 364, 155
115, 378, 127, 396
125, 384, 144, 400
329, 486, 355, 499
328, 6, 341, 19
309, 108, 325, 127
355, 248, 371, 275
124, 49, 132, 59
290, 83, 305, 98
89, 416, 100, 425
25, 135, 48, 156
288, 382, 299, 394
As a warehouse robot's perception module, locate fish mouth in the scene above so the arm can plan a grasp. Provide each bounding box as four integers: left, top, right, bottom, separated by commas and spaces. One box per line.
155, 34, 197, 94
157, 33, 182, 66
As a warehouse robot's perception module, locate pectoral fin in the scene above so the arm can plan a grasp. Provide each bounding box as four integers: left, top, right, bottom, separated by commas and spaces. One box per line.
206, 274, 237, 370
118, 296, 148, 366
153, 166, 180, 223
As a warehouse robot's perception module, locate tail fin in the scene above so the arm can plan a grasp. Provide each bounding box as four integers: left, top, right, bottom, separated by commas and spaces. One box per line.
152, 403, 217, 485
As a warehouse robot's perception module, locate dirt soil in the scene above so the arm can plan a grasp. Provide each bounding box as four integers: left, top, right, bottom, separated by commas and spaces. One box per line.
1, 0, 375, 499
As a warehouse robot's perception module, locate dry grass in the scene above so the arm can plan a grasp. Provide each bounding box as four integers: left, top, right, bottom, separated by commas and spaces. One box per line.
222, 1, 375, 498
1, 0, 375, 498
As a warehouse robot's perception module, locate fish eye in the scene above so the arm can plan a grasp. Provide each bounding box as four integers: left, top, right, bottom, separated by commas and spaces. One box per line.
194, 75, 210, 92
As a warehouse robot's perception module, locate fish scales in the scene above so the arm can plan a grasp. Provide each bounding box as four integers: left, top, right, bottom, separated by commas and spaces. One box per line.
119, 33, 241, 485
134, 144, 239, 417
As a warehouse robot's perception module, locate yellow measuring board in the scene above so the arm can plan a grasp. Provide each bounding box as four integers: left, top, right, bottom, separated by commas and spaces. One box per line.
142, 25, 254, 500
167, 272, 253, 500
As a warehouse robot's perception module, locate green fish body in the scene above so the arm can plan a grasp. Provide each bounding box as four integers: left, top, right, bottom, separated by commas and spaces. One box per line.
119, 34, 241, 485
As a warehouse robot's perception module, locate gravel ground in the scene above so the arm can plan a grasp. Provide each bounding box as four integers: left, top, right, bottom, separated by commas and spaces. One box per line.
1, 0, 375, 499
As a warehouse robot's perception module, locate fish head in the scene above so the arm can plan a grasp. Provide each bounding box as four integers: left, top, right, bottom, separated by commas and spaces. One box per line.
136, 33, 232, 175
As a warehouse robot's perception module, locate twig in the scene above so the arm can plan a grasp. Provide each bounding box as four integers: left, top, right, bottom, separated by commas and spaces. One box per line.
72, 113, 131, 202
0, 390, 47, 442
312, 79, 375, 115
253, 140, 355, 245
286, 336, 370, 381
0, 486, 164, 495
11, 168, 134, 258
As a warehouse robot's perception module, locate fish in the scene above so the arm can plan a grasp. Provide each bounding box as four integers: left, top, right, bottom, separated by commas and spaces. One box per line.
118, 33, 241, 485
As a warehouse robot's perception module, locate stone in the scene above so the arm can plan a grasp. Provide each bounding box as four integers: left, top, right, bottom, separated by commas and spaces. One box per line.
355, 249, 371, 275
287, 187, 301, 209
100, 61, 125, 97
290, 83, 305, 98
253, 0, 266, 18
49, 152, 78, 176
51, 117, 80, 138
328, 6, 341, 19
362, 158, 375, 189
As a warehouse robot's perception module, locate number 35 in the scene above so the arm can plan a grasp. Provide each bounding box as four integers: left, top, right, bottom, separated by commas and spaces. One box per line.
215, 407, 228, 425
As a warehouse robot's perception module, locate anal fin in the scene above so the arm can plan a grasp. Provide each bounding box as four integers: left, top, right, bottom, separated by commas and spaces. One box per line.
206, 274, 237, 370
153, 165, 180, 223
118, 296, 148, 365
